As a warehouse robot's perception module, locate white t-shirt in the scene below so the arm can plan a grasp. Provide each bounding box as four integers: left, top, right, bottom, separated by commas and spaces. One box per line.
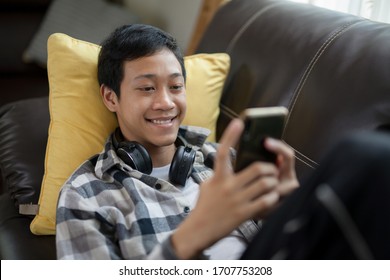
151, 165, 247, 260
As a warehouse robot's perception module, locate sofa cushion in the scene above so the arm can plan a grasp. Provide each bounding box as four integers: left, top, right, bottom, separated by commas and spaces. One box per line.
0, 97, 50, 205
30, 33, 230, 235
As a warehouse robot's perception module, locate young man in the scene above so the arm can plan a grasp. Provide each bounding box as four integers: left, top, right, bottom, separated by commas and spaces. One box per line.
55, 24, 299, 259
56, 24, 390, 260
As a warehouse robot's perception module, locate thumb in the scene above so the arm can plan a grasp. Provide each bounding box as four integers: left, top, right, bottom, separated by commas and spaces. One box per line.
214, 118, 244, 176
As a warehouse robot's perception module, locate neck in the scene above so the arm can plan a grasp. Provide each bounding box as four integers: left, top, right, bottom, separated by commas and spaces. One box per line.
146, 144, 176, 167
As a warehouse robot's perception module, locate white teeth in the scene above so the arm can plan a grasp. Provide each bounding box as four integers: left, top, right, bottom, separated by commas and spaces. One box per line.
151, 119, 172, 124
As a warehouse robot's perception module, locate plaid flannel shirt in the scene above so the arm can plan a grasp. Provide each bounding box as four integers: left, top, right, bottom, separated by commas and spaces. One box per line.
56, 126, 261, 259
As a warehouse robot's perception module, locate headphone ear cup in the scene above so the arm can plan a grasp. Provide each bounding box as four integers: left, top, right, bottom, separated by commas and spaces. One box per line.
117, 142, 153, 175
169, 146, 196, 186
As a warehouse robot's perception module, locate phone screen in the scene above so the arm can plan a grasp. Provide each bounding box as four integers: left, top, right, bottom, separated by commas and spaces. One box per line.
234, 107, 288, 172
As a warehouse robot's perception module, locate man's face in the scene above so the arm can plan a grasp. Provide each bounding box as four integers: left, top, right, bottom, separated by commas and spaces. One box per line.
111, 49, 186, 150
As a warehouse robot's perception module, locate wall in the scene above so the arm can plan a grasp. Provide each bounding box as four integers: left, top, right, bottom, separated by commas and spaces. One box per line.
123, 0, 202, 53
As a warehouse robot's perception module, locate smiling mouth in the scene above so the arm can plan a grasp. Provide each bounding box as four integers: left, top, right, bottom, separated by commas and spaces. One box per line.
147, 116, 177, 125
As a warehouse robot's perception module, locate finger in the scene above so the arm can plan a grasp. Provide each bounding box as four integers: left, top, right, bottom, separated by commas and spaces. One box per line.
264, 138, 294, 159
235, 162, 278, 188
241, 176, 279, 200
246, 190, 280, 217
264, 138, 295, 169
214, 118, 244, 176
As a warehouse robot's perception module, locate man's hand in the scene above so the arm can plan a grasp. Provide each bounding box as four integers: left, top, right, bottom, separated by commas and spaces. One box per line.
172, 118, 298, 259
264, 137, 299, 197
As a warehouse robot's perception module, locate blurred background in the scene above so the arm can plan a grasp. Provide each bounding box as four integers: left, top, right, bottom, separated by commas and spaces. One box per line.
1, 0, 389, 107
0, 0, 221, 107
122, 0, 203, 53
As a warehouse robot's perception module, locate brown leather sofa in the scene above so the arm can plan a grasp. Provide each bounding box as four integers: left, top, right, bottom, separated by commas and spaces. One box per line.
1, 0, 389, 259
197, 0, 390, 182
0, 0, 54, 259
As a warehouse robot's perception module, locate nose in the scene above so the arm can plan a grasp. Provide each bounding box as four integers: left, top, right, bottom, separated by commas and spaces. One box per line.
152, 88, 175, 110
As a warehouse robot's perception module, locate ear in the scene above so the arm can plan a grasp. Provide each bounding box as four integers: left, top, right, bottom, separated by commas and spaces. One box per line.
100, 84, 118, 112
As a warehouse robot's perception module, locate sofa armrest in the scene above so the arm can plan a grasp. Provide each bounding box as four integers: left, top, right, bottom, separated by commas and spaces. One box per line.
0, 97, 49, 205
0, 192, 56, 259
0, 97, 55, 259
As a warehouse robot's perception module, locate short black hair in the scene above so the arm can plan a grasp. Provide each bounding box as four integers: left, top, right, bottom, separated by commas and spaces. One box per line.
97, 24, 186, 98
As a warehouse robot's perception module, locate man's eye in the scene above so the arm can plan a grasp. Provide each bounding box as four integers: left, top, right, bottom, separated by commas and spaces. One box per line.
170, 85, 184, 91
139, 87, 155, 92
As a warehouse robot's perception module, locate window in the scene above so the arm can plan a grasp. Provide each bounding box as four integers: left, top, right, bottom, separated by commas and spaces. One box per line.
286, 0, 390, 23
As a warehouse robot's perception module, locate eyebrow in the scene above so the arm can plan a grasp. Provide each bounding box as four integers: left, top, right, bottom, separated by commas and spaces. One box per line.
133, 73, 183, 81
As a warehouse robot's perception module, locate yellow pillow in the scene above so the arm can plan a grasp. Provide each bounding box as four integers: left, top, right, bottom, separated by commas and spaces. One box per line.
30, 33, 230, 235
181, 53, 229, 141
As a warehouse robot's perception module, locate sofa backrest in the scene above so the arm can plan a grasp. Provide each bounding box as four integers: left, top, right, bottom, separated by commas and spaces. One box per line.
196, 0, 390, 182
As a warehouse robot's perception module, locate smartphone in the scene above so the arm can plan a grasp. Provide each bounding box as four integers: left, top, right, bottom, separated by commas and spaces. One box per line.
234, 106, 288, 172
